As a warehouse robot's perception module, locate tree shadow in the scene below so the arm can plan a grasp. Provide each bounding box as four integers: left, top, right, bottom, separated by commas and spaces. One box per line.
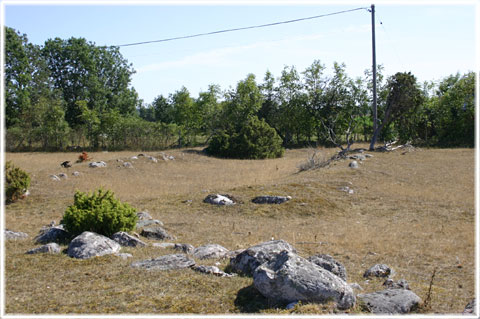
181, 148, 209, 156
234, 285, 272, 313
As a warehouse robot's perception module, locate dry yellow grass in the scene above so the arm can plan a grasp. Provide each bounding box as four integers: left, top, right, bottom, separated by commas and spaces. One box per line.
4, 145, 475, 315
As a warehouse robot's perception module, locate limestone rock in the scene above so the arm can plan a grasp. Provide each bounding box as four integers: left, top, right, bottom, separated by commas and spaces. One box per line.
193, 244, 229, 260
50, 175, 61, 181
67, 231, 121, 259
115, 253, 133, 260
89, 161, 107, 168
308, 254, 348, 281
152, 242, 175, 249
229, 239, 296, 276
383, 278, 410, 290
358, 289, 421, 314
123, 162, 133, 168
192, 265, 235, 277
34, 225, 70, 244
349, 161, 359, 169
174, 243, 195, 254
141, 226, 175, 240
251, 195, 291, 204
5, 229, 28, 240
203, 194, 236, 206
111, 231, 146, 247
253, 251, 356, 310
136, 219, 163, 229
131, 254, 195, 271
137, 211, 153, 220
26, 243, 61, 254
364, 264, 393, 278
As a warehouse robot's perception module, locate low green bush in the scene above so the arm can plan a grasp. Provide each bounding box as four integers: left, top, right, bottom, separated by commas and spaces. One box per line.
61, 188, 137, 237
206, 116, 284, 159
5, 161, 30, 204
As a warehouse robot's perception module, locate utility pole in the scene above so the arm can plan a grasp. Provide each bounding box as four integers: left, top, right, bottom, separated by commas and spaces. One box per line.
370, 4, 378, 150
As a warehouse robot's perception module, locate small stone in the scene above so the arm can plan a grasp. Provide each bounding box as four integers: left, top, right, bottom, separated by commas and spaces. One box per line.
67, 231, 120, 259
141, 226, 175, 240
50, 175, 61, 181
358, 289, 421, 314
115, 253, 133, 260
349, 161, 359, 169
131, 254, 195, 271
152, 243, 175, 249
137, 211, 153, 220
251, 195, 291, 204
5, 229, 29, 240
58, 173, 68, 179
111, 231, 146, 247
193, 244, 229, 260
123, 162, 133, 168
26, 243, 61, 254
192, 265, 235, 277
286, 301, 299, 310
174, 243, 195, 254
203, 194, 236, 206
364, 264, 393, 278
72, 171, 80, 177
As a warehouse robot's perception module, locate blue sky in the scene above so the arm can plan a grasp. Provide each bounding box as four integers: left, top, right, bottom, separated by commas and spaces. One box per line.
3, 1, 477, 104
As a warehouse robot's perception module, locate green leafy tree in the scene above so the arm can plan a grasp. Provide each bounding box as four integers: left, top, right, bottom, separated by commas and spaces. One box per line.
5, 161, 30, 204
369, 72, 424, 150
206, 74, 284, 159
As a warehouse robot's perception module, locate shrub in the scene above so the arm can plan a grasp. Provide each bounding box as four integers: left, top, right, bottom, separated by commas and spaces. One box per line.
5, 161, 30, 204
206, 116, 284, 159
61, 188, 137, 237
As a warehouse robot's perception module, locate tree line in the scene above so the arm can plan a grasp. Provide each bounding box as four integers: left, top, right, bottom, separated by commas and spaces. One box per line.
5, 26, 475, 154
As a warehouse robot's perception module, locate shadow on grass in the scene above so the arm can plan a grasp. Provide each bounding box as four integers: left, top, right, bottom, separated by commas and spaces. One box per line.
234, 285, 271, 313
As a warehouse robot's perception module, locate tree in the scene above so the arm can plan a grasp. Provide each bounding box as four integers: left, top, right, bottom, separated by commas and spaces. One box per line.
170, 87, 199, 146
206, 74, 284, 159
42, 37, 138, 128
369, 72, 424, 150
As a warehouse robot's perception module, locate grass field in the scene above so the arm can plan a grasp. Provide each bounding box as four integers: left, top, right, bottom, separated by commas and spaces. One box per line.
3, 145, 475, 315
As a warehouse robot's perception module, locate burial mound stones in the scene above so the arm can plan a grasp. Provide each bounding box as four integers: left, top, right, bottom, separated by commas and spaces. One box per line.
112, 231, 146, 247
131, 254, 195, 271
308, 254, 347, 281
26, 243, 61, 255
34, 225, 70, 244
141, 226, 175, 240
253, 250, 356, 310
67, 231, 121, 259
251, 195, 291, 204
357, 289, 421, 314
363, 264, 393, 278
193, 244, 229, 260
5, 229, 28, 240
229, 239, 296, 276
203, 194, 236, 206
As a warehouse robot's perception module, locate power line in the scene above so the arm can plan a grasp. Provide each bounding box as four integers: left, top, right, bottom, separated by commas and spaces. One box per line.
115, 7, 369, 47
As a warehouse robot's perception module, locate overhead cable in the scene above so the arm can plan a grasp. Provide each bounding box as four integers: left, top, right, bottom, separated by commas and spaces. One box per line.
116, 7, 369, 47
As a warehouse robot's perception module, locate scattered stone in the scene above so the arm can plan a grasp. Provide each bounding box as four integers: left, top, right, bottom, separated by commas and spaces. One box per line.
89, 161, 107, 168
137, 211, 153, 220
251, 195, 291, 204
117, 159, 124, 162
349, 154, 366, 161
131, 156, 138, 160
58, 173, 68, 179
115, 253, 133, 260
26, 243, 61, 254
140, 226, 175, 240
123, 162, 133, 168
193, 244, 229, 260
339, 186, 354, 194
72, 171, 81, 177
365, 154, 373, 158
349, 161, 359, 169
148, 156, 158, 163
152, 243, 175, 249
462, 298, 476, 314
67, 231, 121, 259
5, 229, 28, 240
308, 254, 348, 281
131, 254, 195, 271
203, 194, 236, 206
229, 239, 297, 276
383, 278, 410, 290
136, 219, 163, 229
174, 243, 195, 254
192, 265, 235, 277
34, 225, 70, 244
253, 251, 356, 310
111, 231, 147, 247
50, 175, 61, 181
364, 264, 393, 278
357, 289, 421, 314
